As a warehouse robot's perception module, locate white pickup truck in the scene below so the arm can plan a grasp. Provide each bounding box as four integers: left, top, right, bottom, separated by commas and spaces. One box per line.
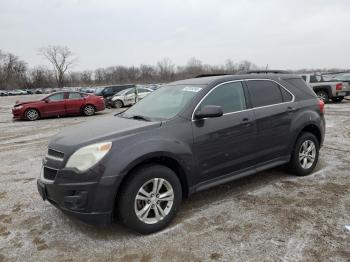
300, 74, 350, 103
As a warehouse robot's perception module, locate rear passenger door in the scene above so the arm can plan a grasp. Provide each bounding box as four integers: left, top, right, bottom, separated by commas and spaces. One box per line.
245, 79, 294, 164
65, 92, 85, 115
192, 81, 257, 183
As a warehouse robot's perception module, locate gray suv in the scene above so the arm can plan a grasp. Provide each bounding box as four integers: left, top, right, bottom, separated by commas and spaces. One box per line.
37, 73, 325, 234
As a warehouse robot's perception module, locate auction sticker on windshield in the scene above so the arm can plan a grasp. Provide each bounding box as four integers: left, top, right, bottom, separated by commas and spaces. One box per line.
182, 86, 202, 92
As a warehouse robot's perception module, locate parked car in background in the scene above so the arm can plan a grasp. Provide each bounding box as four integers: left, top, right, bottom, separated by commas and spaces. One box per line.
12, 91, 105, 121
95, 84, 136, 108
8, 89, 26, 96
300, 74, 350, 103
79, 87, 96, 93
322, 72, 350, 95
95, 85, 135, 99
37, 73, 325, 234
0, 90, 8, 96
110, 87, 153, 108
35, 89, 43, 94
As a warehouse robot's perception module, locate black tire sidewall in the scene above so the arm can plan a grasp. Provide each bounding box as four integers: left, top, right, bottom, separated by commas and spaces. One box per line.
290, 132, 319, 176
118, 164, 182, 234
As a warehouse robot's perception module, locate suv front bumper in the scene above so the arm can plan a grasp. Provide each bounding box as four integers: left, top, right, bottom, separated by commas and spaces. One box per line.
37, 166, 122, 227
37, 179, 112, 226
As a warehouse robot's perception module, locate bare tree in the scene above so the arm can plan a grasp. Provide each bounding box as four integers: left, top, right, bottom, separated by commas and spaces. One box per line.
39, 45, 77, 88
157, 58, 175, 82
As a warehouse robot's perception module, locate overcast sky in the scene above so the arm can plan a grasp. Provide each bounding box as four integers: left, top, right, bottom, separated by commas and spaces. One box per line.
1, 0, 350, 71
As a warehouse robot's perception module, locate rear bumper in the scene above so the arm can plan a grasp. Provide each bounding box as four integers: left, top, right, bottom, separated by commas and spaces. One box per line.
335, 91, 350, 97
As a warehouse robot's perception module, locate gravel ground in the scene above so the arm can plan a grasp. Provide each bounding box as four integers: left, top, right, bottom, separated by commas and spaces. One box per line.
0, 95, 349, 262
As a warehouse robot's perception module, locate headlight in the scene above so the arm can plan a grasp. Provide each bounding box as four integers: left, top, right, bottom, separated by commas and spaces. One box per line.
15, 105, 23, 109
65, 142, 112, 172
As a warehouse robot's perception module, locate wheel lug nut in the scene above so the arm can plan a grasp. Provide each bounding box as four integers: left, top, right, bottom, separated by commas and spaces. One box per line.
151, 204, 155, 208
157, 201, 160, 204
156, 194, 160, 198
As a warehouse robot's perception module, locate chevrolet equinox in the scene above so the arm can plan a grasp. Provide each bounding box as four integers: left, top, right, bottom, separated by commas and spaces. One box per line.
37, 73, 325, 234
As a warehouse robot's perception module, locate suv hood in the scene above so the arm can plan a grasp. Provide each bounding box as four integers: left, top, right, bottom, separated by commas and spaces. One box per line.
49, 115, 161, 155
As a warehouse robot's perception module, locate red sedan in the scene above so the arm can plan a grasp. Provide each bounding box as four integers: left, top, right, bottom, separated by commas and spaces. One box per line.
12, 91, 105, 121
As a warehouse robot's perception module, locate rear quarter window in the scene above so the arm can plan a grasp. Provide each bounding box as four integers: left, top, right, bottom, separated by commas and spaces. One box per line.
284, 78, 316, 97
246, 80, 283, 107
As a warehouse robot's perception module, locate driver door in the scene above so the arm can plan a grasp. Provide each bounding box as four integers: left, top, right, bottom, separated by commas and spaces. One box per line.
43, 92, 66, 117
192, 81, 257, 184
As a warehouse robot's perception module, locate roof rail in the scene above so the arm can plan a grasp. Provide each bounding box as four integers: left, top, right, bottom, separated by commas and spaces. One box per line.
195, 73, 230, 78
246, 70, 291, 74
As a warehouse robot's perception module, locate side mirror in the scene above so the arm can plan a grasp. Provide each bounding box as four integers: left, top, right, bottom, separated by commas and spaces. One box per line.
43, 98, 49, 103
194, 105, 223, 119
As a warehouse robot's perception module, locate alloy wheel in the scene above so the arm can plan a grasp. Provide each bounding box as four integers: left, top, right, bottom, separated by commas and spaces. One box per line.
134, 178, 174, 224
84, 105, 95, 116
26, 109, 39, 120
298, 140, 316, 169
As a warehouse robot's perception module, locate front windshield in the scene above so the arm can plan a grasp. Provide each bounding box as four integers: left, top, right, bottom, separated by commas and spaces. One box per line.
121, 85, 204, 120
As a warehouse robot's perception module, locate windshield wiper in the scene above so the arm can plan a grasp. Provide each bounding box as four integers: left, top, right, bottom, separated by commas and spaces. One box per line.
129, 115, 151, 121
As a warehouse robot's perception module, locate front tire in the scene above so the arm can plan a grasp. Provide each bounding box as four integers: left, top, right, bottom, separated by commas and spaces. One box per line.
117, 164, 182, 234
288, 132, 319, 176
113, 100, 123, 109
25, 109, 39, 121
83, 105, 95, 116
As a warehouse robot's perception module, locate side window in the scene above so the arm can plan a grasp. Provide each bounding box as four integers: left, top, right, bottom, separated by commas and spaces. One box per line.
199, 82, 246, 114
280, 87, 293, 102
247, 80, 283, 107
138, 88, 149, 93
68, 92, 82, 99
47, 93, 64, 101
113, 86, 122, 93
126, 90, 135, 95
104, 87, 113, 95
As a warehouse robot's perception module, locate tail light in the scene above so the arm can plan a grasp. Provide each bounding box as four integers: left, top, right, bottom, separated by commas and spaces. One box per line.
336, 83, 343, 90
318, 99, 325, 114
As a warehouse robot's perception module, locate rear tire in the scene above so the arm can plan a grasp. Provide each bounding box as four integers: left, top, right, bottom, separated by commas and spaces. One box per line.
316, 90, 329, 103
83, 105, 95, 116
25, 109, 39, 121
117, 164, 182, 234
288, 132, 319, 176
331, 97, 344, 103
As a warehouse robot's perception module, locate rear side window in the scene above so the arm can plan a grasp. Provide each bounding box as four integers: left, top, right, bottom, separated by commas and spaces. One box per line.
47, 93, 64, 101
280, 88, 293, 102
200, 82, 246, 114
284, 78, 316, 97
246, 80, 283, 107
68, 92, 82, 99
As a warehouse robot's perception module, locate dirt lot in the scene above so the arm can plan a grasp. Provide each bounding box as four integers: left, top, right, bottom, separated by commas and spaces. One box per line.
0, 94, 349, 261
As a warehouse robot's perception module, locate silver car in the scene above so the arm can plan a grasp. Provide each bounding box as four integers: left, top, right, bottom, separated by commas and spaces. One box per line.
110, 87, 153, 108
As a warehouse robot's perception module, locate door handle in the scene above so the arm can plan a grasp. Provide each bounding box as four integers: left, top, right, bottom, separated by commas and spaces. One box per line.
241, 118, 251, 127
287, 106, 295, 112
